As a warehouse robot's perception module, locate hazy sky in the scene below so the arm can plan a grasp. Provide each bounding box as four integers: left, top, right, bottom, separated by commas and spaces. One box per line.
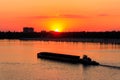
0, 0, 120, 32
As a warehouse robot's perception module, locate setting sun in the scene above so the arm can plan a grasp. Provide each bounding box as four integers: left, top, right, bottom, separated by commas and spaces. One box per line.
52, 23, 62, 32
49, 20, 64, 32
54, 28, 60, 32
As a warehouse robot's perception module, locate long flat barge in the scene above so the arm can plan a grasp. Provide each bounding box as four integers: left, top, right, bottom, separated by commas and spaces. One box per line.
37, 52, 99, 65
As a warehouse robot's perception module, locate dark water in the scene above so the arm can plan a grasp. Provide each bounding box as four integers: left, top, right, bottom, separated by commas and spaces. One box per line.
0, 40, 120, 80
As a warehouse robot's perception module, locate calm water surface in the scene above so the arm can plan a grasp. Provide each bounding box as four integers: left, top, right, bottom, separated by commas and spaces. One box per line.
0, 40, 120, 80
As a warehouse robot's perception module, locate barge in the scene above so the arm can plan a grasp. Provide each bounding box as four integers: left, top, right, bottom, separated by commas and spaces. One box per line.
37, 52, 99, 65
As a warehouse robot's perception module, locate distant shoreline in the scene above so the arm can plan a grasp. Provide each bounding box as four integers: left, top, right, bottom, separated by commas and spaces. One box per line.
0, 31, 120, 44
20, 38, 120, 44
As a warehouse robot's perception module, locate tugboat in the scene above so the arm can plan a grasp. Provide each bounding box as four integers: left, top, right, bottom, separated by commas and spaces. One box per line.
37, 52, 99, 65
81, 55, 99, 65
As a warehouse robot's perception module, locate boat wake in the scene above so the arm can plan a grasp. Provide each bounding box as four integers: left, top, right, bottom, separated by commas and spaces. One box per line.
100, 64, 120, 69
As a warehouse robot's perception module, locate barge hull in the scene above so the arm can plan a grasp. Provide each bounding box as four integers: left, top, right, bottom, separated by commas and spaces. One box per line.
37, 52, 80, 64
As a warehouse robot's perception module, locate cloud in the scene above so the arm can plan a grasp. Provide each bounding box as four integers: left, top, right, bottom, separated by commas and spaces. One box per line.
98, 14, 109, 16
28, 14, 88, 19
28, 15, 60, 19
59, 14, 87, 18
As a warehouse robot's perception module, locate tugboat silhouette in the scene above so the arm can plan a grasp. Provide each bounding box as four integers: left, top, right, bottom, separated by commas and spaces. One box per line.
37, 52, 99, 65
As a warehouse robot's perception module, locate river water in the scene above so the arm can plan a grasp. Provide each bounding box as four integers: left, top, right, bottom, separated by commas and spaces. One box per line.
0, 40, 120, 80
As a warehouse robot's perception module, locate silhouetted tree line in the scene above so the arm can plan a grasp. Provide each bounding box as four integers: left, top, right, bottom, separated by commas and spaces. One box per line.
0, 31, 120, 39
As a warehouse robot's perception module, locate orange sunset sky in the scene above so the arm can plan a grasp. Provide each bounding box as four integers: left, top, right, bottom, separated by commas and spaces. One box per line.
0, 0, 120, 32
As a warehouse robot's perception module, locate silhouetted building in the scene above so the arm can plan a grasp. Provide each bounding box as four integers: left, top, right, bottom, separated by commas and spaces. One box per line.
23, 27, 34, 33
